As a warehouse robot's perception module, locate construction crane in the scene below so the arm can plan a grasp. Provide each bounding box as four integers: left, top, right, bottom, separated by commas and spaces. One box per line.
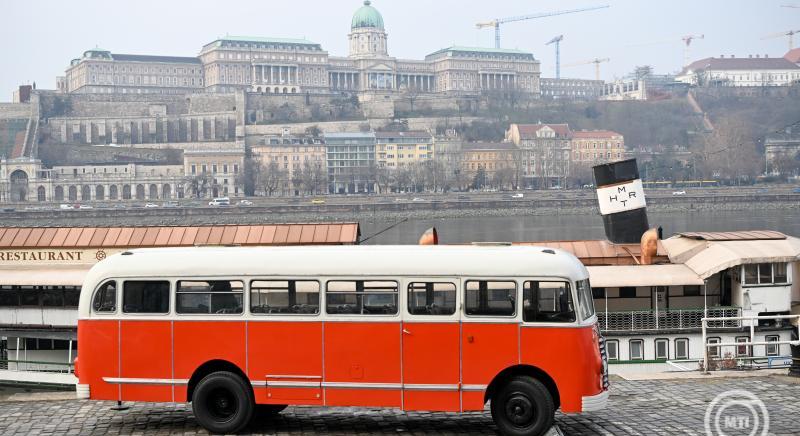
476, 5, 609, 49
629, 34, 704, 67
562, 58, 610, 80
762, 29, 800, 50
546, 35, 564, 79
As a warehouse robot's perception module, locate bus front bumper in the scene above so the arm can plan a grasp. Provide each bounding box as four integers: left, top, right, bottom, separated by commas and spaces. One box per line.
581, 389, 609, 412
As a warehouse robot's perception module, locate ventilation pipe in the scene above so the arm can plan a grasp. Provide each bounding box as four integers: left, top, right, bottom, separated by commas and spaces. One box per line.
418, 227, 439, 245
593, 159, 649, 244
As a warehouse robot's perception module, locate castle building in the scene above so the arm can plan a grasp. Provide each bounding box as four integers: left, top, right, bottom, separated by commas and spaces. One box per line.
59, 1, 541, 97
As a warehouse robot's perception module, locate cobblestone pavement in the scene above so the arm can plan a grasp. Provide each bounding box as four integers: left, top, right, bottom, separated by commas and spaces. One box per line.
0, 376, 798, 435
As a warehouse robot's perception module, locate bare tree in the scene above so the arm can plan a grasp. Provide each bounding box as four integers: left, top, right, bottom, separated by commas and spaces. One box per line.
697, 116, 760, 183
254, 160, 286, 196
184, 173, 214, 199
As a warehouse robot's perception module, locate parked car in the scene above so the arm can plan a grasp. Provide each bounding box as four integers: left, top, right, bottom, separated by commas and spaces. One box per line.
144, 203, 159, 208
310, 198, 325, 204
511, 193, 524, 198
672, 190, 686, 196
411, 197, 425, 202
113, 204, 127, 209
237, 199, 254, 206
162, 201, 179, 208
77, 204, 93, 209
208, 197, 231, 206
793, 187, 800, 194
59, 204, 74, 210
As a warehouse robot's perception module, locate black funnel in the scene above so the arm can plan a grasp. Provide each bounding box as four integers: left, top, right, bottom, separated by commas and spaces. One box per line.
593, 159, 649, 244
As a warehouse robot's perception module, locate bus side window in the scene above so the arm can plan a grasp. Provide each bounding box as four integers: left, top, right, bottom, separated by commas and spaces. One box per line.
523, 281, 575, 323
250, 280, 319, 314
177, 280, 243, 314
326, 280, 398, 315
92, 280, 117, 313
123, 281, 170, 314
407, 282, 456, 315
464, 280, 516, 316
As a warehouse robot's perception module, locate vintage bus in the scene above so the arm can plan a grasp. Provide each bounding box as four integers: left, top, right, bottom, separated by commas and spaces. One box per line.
75, 245, 608, 436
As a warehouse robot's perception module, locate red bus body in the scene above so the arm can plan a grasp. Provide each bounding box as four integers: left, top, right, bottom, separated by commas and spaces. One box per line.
76, 246, 608, 419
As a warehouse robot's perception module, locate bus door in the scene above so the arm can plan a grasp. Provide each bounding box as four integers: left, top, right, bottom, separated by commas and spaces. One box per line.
460, 279, 520, 411
323, 279, 402, 408
401, 279, 460, 412
118, 280, 173, 402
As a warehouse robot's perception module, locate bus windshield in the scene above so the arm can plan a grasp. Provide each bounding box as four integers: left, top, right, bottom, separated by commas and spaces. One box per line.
575, 279, 596, 320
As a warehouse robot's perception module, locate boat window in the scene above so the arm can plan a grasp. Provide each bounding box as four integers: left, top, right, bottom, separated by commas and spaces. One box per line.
655, 338, 669, 360
744, 265, 758, 285
177, 280, 243, 314
326, 280, 398, 315
250, 280, 319, 314
407, 282, 456, 315
758, 264, 771, 284
523, 281, 574, 323
707, 337, 721, 359
465, 280, 516, 317
606, 339, 619, 361
123, 281, 170, 314
93, 281, 117, 313
675, 338, 689, 360
766, 335, 779, 356
735, 336, 750, 357
773, 263, 788, 283
629, 339, 644, 360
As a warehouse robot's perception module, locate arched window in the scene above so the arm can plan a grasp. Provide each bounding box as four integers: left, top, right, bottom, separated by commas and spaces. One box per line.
95, 185, 105, 200
68, 186, 78, 201
162, 184, 171, 200
109, 185, 119, 200
37, 186, 46, 202
149, 184, 158, 199
81, 185, 91, 201
55, 186, 64, 201
123, 185, 132, 200
135, 184, 145, 200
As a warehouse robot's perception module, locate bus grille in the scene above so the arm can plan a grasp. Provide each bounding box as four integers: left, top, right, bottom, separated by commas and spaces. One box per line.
598, 335, 610, 390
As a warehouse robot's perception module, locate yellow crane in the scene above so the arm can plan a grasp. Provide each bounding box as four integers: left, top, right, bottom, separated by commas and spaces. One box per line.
762, 29, 800, 50
476, 5, 609, 49
562, 58, 610, 80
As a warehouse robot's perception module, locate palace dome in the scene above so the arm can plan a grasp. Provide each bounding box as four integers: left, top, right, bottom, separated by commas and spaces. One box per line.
351, 0, 384, 30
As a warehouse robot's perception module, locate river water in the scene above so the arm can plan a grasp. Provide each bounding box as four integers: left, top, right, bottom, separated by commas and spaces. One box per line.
360, 209, 800, 244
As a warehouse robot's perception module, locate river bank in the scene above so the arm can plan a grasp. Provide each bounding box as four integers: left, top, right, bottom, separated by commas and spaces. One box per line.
0, 193, 797, 228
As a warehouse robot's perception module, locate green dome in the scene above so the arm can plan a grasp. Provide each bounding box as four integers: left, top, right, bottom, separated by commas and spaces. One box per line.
351, 0, 384, 30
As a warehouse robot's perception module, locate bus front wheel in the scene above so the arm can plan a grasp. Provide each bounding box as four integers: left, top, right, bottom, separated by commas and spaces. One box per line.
490, 376, 555, 436
192, 371, 254, 434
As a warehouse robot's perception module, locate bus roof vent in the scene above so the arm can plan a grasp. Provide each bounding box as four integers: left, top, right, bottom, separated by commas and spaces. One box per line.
471, 242, 513, 246
541, 249, 556, 254
121, 251, 133, 256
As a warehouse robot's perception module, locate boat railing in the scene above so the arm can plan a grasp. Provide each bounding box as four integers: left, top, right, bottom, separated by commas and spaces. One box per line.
599, 306, 742, 332
0, 359, 74, 374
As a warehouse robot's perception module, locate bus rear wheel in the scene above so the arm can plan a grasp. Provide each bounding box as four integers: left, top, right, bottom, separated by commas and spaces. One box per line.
192, 371, 254, 434
490, 376, 555, 436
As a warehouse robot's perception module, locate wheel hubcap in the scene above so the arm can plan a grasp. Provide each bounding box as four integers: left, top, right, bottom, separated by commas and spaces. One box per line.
505, 392, 535, 427
207, 387, 238, 422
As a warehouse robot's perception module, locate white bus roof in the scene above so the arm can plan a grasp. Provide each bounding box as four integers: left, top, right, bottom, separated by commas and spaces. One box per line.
81, 244, 587, 287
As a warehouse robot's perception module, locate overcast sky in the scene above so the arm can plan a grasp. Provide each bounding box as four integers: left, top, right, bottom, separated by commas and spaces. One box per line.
1, 0, 796, 101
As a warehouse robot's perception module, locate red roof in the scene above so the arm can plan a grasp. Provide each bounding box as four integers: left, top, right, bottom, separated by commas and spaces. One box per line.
683, 56, 800, 73
0, 223, 360, 248
573, 130, 623, 139
785, 48, 800, 64
516, 123, 573, 139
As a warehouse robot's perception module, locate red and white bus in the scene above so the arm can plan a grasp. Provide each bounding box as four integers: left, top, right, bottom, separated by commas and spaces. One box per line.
76, 245, 608, 436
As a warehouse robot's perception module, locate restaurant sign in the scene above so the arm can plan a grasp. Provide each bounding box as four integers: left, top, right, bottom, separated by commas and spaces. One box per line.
0, 248, 123, 265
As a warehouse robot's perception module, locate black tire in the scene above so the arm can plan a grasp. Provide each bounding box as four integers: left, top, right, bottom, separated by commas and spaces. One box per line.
192, 371, 254, 434
490, 376, 555, 436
